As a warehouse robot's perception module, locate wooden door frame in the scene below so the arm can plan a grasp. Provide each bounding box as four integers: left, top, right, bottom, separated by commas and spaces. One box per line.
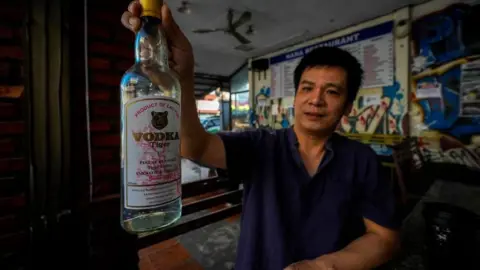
27, 0, 91, 267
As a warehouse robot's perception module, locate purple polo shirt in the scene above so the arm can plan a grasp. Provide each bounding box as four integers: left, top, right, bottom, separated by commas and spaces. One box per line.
218, 127, 399, 270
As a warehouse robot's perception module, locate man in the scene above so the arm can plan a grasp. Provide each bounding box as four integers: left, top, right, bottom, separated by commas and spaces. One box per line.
121, 2, 400, 269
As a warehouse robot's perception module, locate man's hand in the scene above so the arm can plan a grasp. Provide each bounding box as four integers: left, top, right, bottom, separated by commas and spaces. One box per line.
284, 256, 337, 270
121, 1, 194, 87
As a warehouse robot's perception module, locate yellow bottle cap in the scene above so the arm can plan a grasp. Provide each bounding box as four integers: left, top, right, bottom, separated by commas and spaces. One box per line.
140, 0, 163, 19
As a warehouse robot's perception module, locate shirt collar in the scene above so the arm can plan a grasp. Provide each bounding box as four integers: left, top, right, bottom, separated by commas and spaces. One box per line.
287, 127, 336, 174
286, 126, 335, 151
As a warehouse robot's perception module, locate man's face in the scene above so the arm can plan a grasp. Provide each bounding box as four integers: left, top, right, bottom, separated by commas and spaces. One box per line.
293, 66, 352, 135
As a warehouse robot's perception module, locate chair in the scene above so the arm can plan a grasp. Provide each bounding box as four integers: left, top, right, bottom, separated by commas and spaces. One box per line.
391, 137, 432, 218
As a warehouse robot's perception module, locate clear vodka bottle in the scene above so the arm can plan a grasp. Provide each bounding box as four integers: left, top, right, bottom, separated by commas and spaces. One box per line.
120, 0, 182, 233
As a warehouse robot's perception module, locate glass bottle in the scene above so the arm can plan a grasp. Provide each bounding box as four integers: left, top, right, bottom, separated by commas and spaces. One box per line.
120, 0, 182, 233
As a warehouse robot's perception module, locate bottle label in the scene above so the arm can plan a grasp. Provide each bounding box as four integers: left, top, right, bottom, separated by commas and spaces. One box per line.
123, 96, 181, 209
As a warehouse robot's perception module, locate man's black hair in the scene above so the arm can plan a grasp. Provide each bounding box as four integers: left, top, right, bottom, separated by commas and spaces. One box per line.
294, 46, 364, 103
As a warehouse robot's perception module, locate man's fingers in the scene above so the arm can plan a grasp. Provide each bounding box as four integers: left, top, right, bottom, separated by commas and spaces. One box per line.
128, 1, 142, 16
121, 11, 141, 32
161, 4, 180, 39
123, 1, 192, 52
121, 1, 142, 32
161, 4, 191, 51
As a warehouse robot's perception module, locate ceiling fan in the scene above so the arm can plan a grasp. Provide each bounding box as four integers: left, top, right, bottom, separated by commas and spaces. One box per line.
177, 1, 191, 14
192, 8, 253, 45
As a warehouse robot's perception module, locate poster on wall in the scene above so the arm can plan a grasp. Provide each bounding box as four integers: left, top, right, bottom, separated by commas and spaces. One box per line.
270, 21, 395, 99
460, 59, 480, 117
410, 3, 480, 170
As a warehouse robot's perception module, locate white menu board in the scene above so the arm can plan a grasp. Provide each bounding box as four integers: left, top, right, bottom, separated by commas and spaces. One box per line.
269, 21, 395, 98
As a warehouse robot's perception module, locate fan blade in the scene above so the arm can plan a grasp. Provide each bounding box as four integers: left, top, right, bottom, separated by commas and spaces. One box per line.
227, 8, 234, 28
230, 30, 251, 45
192, 28, 224, 33
232, 11, 252, 29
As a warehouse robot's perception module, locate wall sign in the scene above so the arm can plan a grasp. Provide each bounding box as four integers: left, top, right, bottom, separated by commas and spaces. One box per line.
270, 21, 395, 98
460, 59, 480, 117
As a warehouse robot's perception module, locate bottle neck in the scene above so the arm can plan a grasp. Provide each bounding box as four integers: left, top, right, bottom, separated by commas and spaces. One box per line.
134, 16, 169, 68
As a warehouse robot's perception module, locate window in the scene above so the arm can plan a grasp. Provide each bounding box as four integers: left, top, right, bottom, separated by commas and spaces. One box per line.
231, 91, 250, 130
212, 118, 221, 126
230, 65, 250, 131
204, 120, 214, 129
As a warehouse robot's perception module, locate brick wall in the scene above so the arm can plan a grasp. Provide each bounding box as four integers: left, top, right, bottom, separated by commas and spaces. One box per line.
85, 1, 140, 269
0, 0, 30, 268
87, 1, 133, 199
0, 1, 147, 267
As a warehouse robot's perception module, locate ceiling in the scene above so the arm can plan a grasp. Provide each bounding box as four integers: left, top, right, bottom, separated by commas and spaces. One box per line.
169, 0, 429, 77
